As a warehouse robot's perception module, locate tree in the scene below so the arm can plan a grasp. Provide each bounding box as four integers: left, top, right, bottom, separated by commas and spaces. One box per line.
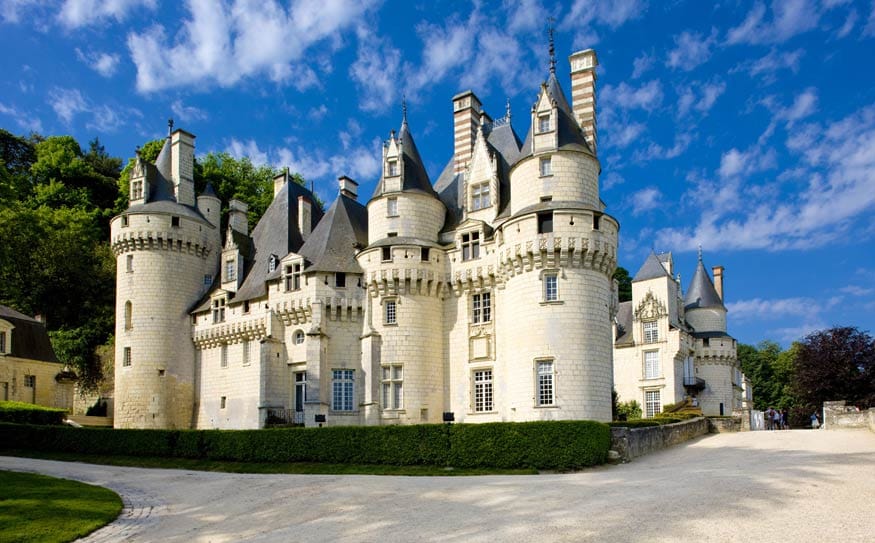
792, 327, 875, 411
613, 266, 632, 303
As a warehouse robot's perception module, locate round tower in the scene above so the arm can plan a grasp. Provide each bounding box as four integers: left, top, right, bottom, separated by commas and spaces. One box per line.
496, 66, 618, 422
111, 129, 220, 429
358, 114, 448, 425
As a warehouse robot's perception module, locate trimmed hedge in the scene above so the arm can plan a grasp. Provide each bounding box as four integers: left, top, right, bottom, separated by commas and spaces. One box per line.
0, 420, 610, 470
0, 401, 66, 426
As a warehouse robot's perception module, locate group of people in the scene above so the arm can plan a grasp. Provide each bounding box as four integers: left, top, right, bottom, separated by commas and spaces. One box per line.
765, 407, 789, 430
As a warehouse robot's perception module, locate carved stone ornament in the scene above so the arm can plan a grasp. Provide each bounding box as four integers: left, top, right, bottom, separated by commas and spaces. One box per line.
634, 290, 667, 321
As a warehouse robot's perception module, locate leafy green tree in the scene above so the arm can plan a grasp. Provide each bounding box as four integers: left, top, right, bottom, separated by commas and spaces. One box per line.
792, 327, 875, 411
196, 152, 278, 231
30, 136, 118, 213
0, 129, 37, 205
616, 400, 643, 420
613, 266, 632, 303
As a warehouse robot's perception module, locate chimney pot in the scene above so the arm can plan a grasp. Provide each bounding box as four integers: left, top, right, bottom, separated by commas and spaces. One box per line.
569, 49, 599, 154
338, 175, 358, 200
712, 265, 725, 302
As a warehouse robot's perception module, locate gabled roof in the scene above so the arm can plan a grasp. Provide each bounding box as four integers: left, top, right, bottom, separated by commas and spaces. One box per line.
633, 251, 672, 282
372, 119, 436, 198
684, 257, 725, 311
0, 305, 59, 363
520, 73, 594, 158
233, 180, 323, 302
298, 194, 368, 273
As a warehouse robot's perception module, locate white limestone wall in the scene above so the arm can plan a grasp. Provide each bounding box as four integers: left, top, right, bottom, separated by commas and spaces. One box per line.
320, 314, 367, 426
195, 340, 262, 429
111, 211, 218, 429
697, 363, 736, 416
509, 152, 600, 215
368, 193, 446, 243
686, 307, 726, 334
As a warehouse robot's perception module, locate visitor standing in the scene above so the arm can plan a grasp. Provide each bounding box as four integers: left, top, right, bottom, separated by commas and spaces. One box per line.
810, 412, 820, 429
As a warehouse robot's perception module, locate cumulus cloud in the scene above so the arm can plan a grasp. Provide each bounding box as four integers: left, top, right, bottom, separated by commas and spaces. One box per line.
48, 87, 88, 123
0, 102, 43, 133
75, 48, 121, 77
633, 132, 694, 161
731, 48, 804, 84
654, 102, 875, 251
601, 80, 663, 112
0, 0, 42, 23
726, 0, 821, 45
608, 122, 646, 148
677, 80, 726, 117
47, 87, 135, 131
127, 0, 376, 93
718, 146, 778, 179
631, 50, 655, 79
171, 100, 208, 123
349, 28, 402, 113
666, 28, 719, 71
629, 187, 662, 216
58, 0, 157, 28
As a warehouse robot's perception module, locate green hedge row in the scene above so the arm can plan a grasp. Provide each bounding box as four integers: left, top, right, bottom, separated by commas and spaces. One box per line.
608, 415, 698, 428
0, 401, 66, 425
0, 420, 610, 470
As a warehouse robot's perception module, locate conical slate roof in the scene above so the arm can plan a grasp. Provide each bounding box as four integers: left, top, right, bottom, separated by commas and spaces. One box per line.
298, 193, 368, 273
372, 118, 436, 198
520, 72, 593, 157
201, 181, 218, 198
633, 251, 672, 282
684, 256, 725, 310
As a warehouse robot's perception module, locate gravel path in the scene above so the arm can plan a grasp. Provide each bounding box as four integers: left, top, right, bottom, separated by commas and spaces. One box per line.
3, 429, 874, 542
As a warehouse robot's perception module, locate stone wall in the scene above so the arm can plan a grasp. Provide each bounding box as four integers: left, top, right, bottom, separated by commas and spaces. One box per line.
707, 416, 741, 433
610, 417, 708, 462
823, 400, 871, 430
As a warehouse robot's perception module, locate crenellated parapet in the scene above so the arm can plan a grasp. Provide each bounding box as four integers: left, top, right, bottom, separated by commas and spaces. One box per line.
497, 233, 616, 279
273, 298, 313, 326
365, 266, 448, 298
111, 229, 213, 259
319, 296, 365, 322
450, 264, 500, 296
193, 315, 269, 349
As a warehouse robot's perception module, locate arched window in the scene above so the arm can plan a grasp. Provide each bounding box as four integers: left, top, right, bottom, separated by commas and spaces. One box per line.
294, 330, 305, 344
124, 301, 132, 331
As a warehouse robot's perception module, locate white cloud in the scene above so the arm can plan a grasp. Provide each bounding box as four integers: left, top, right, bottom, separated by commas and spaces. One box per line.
601, 171, 624, 191
562, 0, 647, 47
630, 187, 662, 216
839, 285, 874, 296
732, 48, 804, 83
171, 100, 208, 123
504, 0, 549, 33
865, 1, 875, 36
677, 80, 726, 117
836, 8, 858, 37
655, 102, 875, 251
726, 0, 821, 45
633, 132, 694, 161
718, 146, 778, 179
349, 27, 402, 113
0, 102, 43, 133
127, 0, 376, 93
727, 297, 821, 321
0, 0, 41, 23
58, 0, 157, 28
666, 28, 718, 71
778, 88, 818, 123
47, 87, 134, 131
631, 51, 654, 79
601, 80, 663, 112
48, 87, 88, 123
769, 322, 827, 343
609, 122, 645, 149
74, 48, 120, 77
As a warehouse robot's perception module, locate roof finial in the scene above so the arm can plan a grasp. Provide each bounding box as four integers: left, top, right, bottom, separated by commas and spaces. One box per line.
547, 17, 556, 75
401, 95, 408, 125
697, 244, 703, 262
167, 118, 174, 136
505, 98, 512, 120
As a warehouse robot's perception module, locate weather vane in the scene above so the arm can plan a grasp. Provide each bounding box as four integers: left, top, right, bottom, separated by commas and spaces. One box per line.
547, 17, 556, 75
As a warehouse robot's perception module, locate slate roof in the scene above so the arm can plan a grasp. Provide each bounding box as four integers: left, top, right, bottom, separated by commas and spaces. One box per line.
684, 258, 725, 311
614, 301, 633, 346
520, 73, 594, 158
633, 251, 672, 282
298, 194, 368, 273
0, 305, 60, 363
233, 180, 323, 302
372, 119, 437, 199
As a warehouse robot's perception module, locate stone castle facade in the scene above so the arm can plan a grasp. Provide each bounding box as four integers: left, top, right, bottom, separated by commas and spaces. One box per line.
110, 48, 627, 429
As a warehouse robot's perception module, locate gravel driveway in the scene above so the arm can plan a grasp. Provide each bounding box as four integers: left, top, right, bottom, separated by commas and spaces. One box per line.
3, 429, 874, 542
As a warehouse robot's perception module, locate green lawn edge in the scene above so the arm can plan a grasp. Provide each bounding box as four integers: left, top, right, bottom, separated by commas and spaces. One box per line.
0, 470, 122, 543
1, 449, 539, 476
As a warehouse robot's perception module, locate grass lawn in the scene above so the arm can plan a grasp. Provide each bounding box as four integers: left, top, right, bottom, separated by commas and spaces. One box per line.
0, 470, 122, 543
1, 450, 538, 476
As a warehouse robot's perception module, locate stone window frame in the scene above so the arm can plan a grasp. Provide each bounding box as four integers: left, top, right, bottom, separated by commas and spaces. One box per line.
643, 320, 658, 343
225, 258, 237, 282
0, 320, 13, 355
471, 290, 492, 324
387, 197, 399, 217
293, 329, 305, 345
124, 301, 133, 331
644, 350, 660, 379
539, 156, 552, 177
131, 181, 143, 201
121, 215, 130, 227
472, 368, 494, 413
126, 254, 134, 273
381, 363, 403, 411
535, 358, 556, 407
331, 368, 356, 412
540, 269, 561, 303
460, 229, 481, 261
242, 339, 251, 367
284, 261, 303, 292
537, 113, 553, 134
122, 347, 131, 367
470, 182, 491, 210
220, 344, 228, 369
23, 374, 35, 388
212, 295, 227, 324
387, 159, 399, 177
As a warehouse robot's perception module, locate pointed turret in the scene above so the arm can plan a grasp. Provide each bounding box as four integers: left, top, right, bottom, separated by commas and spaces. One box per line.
684, 249, 727, 334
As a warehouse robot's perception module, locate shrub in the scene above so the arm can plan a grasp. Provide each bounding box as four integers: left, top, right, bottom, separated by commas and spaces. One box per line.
607, 420, 660, 428
0, 420, 611, 470
616, 400, 642, 420
0, 401, 66, 425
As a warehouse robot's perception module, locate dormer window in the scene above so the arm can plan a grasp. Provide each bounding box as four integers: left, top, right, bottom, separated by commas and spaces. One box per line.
461, 231, 480, 261
284, 263, 302, 291
471, 182, 490, 210
538, 113, 551, 133
131, 181, 143, 200
225, 258, 236, 282
388, 160, 399, 177
268, 254, 278, 273
643, 321, 658, 343
0, 330, 8, 354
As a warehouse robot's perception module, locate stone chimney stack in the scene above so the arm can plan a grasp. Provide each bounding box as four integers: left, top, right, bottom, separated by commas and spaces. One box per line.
170, 129, 196, 206
569, 49, 599, 153
339, 176, 358, 200
298, 196, 312, 242
712, 265, 724, 301
228, 199, 249, 236
273, 170, 289, 198
452, 90, 483, 175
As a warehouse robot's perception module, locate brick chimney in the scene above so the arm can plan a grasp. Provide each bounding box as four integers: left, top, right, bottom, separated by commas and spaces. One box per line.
339, 175, 358, 200
712, 266, 724, 302
452, 90, 483, 175
569, 49, 598, 153
170, 129, 196, 206
273, 169, 288, 198
228, 199, 249, 235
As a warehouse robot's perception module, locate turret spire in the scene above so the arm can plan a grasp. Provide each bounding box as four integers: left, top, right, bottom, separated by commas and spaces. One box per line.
401, 95, 408, 126
548, 17, 556, 75
167, 118, 174, 136
697, 244, 703, 262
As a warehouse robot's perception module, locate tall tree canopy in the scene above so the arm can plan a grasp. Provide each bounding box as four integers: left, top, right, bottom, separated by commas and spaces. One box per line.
793, 327, 875, 411
613, 266, 632, 303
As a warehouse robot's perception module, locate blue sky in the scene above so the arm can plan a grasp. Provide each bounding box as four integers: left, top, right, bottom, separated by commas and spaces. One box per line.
2, 0, 874, 347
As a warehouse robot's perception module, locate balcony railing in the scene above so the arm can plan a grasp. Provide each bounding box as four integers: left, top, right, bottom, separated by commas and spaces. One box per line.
265, 408, 304, 426
683, 376, 706, 390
